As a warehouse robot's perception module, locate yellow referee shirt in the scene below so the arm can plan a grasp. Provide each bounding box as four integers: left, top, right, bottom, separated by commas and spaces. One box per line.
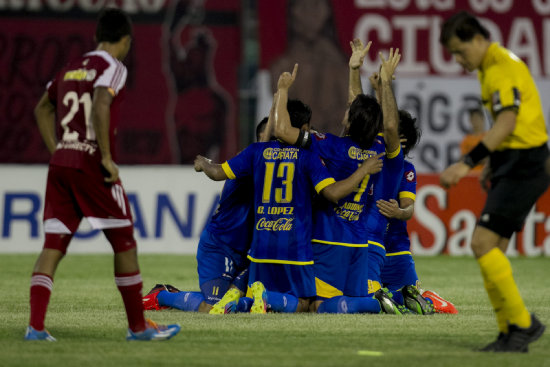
478, 42, 548, 150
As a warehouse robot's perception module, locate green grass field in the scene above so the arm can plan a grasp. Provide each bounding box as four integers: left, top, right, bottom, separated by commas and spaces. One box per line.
1, 254, 549, 367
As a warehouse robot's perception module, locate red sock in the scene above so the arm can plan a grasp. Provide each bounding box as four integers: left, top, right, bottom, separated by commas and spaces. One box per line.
29, 273, 53, 331
115, 271, 146, 332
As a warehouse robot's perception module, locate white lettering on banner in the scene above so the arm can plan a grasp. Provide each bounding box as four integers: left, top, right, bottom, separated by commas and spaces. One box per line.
429, 17, 462, 74
468, 0, 513, 13
393, 16, 430, 74
0, 0, 166, 12
544, 217, 550, 254
354, 0, 455, 10
534, 0, 550, 14
410, 184, 447, 255
522, 207, 546, 256
508, 18, 542, 76
354, 13, 548, 77
447, 210, 475, 256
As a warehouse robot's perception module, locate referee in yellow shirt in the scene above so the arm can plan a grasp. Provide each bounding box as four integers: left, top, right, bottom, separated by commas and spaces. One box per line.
439, 11, 548, 353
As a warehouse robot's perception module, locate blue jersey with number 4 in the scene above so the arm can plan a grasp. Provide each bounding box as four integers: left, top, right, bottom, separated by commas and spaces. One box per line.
309, 132, 385, 246
222, 141, 335, 264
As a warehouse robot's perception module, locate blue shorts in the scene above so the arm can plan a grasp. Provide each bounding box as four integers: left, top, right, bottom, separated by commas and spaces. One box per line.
196, 230, 249, 304
313, 243, 369, 298
367, 242, 386, 293
248, 262, 315, 298
381, 253, 419, 291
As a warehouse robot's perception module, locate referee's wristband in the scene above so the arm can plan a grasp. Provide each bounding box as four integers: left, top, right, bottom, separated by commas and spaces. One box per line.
462, 142, 490, 168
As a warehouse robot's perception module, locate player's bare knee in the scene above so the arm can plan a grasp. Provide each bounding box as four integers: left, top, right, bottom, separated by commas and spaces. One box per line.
471, 228, 499, 258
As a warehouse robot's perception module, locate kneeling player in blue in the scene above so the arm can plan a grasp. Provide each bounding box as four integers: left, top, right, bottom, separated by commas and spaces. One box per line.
195, 83, 384, 313
270, 43, 402, 315
143, 119, 270, 313
377, 110, 457, 314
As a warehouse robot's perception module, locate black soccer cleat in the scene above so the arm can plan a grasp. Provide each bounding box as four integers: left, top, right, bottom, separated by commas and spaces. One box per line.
374, 288, 403, 315
503, 314, 546, 352
479, 332, 515, 352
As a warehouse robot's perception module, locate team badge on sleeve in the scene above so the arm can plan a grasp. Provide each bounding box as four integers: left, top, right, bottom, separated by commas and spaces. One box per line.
405, 170, 415, 182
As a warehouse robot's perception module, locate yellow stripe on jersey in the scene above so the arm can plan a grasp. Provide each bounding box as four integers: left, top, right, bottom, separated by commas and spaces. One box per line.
247, 254, 313, 266
314, 177, 336, 194
107, 87, 116, 97
221, 162, 236, 179
312, 239, 369, 247
399, 191, 416, 201
368, 240, 385, 250
386, 145, 401, 159
386, 251, 412, 257
479, 43, 548, 149
315, 277, 343, 299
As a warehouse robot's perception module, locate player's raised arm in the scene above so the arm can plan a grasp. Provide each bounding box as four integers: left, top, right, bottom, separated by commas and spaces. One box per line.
260, 92, 278, 142
321, 152, 384, 204
34, 92, 57, 154
274, 64, 302, 145
378, 48, 401, 154
348, 39, 371, 106
194, 155, 228, 181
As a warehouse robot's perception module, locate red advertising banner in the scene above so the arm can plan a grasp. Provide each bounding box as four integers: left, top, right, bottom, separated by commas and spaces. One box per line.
256, 0, 550, 173
259, 0, 549, 77
409, 174, 550, 256
0, 0, 241, 164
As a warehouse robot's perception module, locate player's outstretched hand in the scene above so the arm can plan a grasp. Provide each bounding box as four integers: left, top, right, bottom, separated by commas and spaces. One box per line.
101, 158, 119, 183
362, 152, 385, 175
376, 198, 400, 219
277, 63, 298, 91
369, 72, 380, 94
194, 155, 211, 172
379, 48, 401, 82
349, 38, 372, 70
440, 162, 470, 189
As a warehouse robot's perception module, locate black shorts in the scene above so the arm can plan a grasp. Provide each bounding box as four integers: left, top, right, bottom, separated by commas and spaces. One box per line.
479, 173, 550, 238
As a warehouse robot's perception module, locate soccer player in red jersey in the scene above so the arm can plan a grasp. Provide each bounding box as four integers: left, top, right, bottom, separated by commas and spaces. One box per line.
25, 8, 180, 342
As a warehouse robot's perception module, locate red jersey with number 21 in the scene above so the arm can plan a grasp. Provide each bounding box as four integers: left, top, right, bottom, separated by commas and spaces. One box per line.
46, 50, 127, 173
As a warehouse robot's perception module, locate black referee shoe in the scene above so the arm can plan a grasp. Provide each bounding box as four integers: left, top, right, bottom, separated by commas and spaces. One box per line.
504, 314, 546, 352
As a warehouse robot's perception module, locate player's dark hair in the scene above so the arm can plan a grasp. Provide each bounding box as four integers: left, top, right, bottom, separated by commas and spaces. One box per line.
96, 8, 132, 43
398, 109, 421, 157
439, 11, 490, 47
348, 94, 382, 149
256, 117, 269, 141
287, 99, 312, 129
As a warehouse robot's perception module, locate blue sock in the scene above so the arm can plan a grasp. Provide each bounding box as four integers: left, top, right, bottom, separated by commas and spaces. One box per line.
318, 296, 381, 314
158, 291, 204, 312
389, 291, 404, 305
266, 291, 298, 313
237, 297, 253, 312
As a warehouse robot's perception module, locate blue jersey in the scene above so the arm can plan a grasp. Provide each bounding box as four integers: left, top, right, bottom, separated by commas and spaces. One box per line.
384, 160, 416, 254
364, 139, 404, 248
309, 132, 385, 246
222, 141, 335, 264
206, 178, 254, 254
